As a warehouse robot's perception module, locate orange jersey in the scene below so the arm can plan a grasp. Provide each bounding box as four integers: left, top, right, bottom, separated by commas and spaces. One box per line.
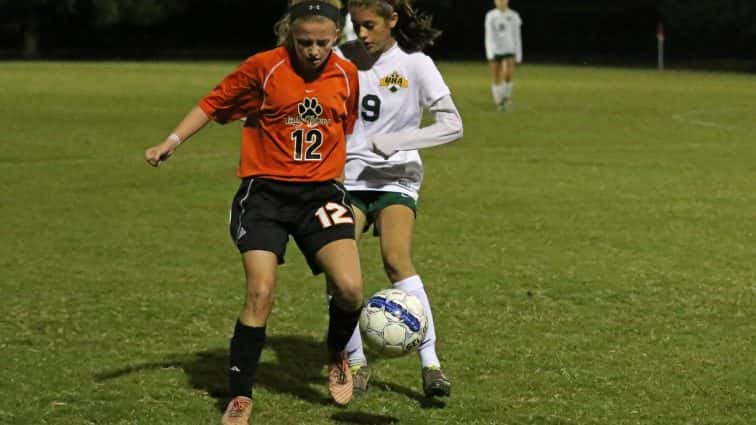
199, 46, 359, 182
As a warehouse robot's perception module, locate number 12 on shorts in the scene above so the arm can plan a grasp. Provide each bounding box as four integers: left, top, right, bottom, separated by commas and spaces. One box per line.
315, 202, 354, 228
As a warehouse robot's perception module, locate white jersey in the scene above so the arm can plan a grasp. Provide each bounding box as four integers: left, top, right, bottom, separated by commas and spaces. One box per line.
341, 43, 451, 200
484, 8, 523, 62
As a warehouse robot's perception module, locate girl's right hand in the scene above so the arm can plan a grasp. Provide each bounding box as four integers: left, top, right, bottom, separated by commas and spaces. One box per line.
144, 139, 179, 167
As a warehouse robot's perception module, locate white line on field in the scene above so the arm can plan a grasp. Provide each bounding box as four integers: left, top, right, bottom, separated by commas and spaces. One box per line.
671, 107, 741, 131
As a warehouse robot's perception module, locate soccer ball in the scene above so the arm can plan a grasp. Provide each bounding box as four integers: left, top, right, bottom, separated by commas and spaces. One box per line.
359, 288, 428, 357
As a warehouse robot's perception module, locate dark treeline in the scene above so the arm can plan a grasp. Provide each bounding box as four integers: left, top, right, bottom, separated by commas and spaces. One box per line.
1, 0, 754, 65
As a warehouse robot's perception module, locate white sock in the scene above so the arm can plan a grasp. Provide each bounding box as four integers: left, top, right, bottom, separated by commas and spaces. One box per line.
393, 275, 441, 368
491, 84, 502, 105
345, 324, 367, 367
503, 82, 513, 100
495, 83, 508, 105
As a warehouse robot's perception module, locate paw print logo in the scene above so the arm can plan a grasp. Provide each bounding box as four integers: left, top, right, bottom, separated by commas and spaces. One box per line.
298, 97, 323, 124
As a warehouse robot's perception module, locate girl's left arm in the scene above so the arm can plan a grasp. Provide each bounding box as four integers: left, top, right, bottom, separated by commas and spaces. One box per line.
370, 94, 463, 158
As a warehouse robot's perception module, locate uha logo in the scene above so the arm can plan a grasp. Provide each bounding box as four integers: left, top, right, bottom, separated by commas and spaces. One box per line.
380, 71, 409, 93
286, 97, 329, 127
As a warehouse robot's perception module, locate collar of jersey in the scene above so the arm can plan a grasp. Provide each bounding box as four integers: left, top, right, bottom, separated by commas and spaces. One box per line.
280, 46, 338, 74
375, 42, 402, 67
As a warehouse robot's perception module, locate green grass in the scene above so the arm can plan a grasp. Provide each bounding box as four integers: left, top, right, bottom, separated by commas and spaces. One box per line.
1, 61, 755, 424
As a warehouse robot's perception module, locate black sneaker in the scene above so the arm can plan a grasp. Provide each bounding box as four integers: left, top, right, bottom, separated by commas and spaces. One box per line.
422, 366, 451, 397
351, 364, 372, 397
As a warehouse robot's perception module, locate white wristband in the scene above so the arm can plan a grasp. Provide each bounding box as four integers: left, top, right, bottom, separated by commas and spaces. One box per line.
168, 133, 182, 145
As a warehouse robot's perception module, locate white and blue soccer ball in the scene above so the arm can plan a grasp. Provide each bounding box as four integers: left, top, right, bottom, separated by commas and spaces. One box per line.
359, 288, 428, 357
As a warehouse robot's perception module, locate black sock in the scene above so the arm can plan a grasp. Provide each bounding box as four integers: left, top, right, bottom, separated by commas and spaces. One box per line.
327, 301, 362, 357
229, 320, 266, 398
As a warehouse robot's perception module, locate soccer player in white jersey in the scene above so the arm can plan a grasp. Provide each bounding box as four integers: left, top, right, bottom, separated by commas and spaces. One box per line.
334, 0, 463, 398
485, 0, 522, 111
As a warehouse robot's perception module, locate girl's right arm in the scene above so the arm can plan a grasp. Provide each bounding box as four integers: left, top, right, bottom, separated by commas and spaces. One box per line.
484, 13, 495, 61
514, 14, 523, 63
145, 106, 211, 167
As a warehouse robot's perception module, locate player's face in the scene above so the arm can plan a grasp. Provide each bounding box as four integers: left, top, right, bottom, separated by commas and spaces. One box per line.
495, 0, 509, 10
349, 6, 398, 55
291, 18, 339, 72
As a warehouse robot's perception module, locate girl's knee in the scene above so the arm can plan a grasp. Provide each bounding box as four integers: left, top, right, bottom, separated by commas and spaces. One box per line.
244, 278, 275, 307
331, 278, 363, 309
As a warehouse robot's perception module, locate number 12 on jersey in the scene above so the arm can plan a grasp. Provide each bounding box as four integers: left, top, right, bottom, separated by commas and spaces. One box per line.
291, 128, 323, 161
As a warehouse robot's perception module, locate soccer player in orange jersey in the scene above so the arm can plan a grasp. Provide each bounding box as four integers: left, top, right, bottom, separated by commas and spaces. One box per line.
144, 1, 360, 423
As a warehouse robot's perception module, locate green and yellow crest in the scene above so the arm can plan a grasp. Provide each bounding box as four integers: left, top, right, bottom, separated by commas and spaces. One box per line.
380, 71, 409, 93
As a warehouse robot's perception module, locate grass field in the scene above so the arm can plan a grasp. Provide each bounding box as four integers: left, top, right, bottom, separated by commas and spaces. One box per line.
1, 60, 755, 425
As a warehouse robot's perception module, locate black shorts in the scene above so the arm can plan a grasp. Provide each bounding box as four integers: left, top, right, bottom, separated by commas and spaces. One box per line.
493, 53, 515, 61
229, 178, 355, 275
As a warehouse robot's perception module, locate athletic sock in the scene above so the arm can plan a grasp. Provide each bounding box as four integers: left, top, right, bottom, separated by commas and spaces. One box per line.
345, 324, 367, 367
491, 84, 502, 105
393, 275, 441, 368
503, 82, 513, 100
229, 320, 266, 398
495, 83, 509, 107
327, 300, 362, 358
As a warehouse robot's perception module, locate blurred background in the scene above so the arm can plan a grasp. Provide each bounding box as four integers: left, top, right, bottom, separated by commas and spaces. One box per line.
1, 0, 755, 70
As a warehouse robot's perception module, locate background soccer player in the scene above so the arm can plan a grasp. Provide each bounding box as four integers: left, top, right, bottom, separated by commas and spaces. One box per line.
145, 1, 361, 423
485, 0, 523, 111
342, 12, 358, 41
334, 0, 463, 398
